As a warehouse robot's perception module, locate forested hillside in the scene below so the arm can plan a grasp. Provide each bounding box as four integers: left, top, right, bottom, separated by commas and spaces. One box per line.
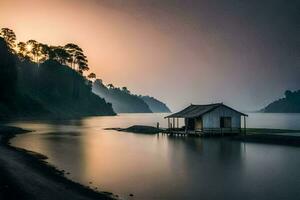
0, 28, 115, 119
262, 90, 300, 113
92, 79, 152, 113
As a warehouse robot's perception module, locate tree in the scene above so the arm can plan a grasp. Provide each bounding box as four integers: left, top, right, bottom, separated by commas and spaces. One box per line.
94, 79, 103, 86
17, 42, 27, 60
55, 46, 70, 65
64, 43, 79, 69
46, 45, 70, 64
0, 37, 17, 103
86, 72, 96, 90
64, 43, 89, 72
88, 72, 96, 80
122, 87, 130, 94
77, 53, 89, 72
24, 40, 48, 65
285, 90, 293, 100
0, 28, 16, 52
64, 43, 89, 99
107, 84, 114, 89
38, 43, 49, 63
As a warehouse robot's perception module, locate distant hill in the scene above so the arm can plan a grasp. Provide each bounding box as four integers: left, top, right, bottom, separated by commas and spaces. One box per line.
140, 96, 170, 113
92, 79, 152, 113
262, 90, 300, 113
0, 37, 115, 119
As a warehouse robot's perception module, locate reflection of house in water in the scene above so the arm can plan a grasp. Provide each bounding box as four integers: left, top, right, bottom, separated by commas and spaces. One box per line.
165, 103, 247, 135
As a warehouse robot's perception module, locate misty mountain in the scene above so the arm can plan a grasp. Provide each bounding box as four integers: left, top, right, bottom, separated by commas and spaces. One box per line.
92, 79, 152, 113
262, 90, 300, 113
93, 79, 171, 113
0, 37, 115, 118
139, 96, 170, 113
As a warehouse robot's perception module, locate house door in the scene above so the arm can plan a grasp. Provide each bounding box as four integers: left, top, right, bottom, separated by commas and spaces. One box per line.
186, 118, 195, 130
220, 117, 232, 128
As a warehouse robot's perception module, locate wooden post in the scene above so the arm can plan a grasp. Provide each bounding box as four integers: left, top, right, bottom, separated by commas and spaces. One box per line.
173, 118, 175, 130
244, 116, 246, 135
168, 118, 170, 129
184, 118, 187, 134
240, 117, 242, 134
177, 118, 179, 129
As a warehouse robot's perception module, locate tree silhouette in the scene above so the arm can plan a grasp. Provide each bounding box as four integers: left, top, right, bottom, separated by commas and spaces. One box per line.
64, 43, 89, 72
24, 40, 48, 65
26, 40, 38, 62
0, 28, 94, 100
86, 73, 96, 90
0, 31, 116, 117
0, 28, 16, 52
122, 87, 130, 94
56, 47, 70, 65
46, 45, 70, 65
0, 37, 17, 103
285, 90, 293, 100
39, 43, 49, 63
76, 52, 89, 72
107, 84, 115, 89
64, 43, 90, 98
64, 43, 78, 68
17, 42, 28, 60
88, 72, 96, 80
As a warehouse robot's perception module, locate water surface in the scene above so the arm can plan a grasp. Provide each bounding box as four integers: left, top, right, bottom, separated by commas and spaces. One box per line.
9, 113, 300, 200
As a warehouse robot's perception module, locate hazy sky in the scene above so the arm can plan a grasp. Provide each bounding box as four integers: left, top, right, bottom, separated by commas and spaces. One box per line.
1, 0, 299, 111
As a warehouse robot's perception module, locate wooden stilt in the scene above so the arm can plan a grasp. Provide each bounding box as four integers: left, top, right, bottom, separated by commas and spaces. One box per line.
173, 118, 175, 130
244, 116, 246, 135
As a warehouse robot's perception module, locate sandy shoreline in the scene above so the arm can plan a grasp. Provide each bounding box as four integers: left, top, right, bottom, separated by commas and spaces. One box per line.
0, 126, 116, 200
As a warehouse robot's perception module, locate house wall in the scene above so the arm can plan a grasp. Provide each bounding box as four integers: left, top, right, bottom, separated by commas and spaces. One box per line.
202, 105, 242, 128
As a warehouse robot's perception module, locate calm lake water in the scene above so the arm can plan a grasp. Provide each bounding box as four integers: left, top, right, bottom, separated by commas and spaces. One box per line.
8, 113, 300, 200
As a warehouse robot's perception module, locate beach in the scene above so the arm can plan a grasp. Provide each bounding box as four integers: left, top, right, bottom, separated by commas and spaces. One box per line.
0, 126, 116, 200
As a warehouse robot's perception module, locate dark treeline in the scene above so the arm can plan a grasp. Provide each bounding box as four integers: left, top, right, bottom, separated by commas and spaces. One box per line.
262, 90, 300, 113
92, 79, 170, 113
0, 28, 115, 118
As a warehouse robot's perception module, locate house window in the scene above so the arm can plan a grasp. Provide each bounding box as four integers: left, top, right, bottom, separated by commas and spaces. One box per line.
220, 117, 232, 128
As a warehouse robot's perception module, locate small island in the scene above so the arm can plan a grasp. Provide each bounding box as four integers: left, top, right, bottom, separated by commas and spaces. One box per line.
106, 125, 162, 134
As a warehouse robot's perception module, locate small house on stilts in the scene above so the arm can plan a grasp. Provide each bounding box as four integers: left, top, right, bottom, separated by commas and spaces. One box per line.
165, 103, 247, 136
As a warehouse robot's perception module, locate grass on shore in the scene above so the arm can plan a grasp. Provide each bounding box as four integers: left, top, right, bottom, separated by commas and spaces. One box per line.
245, 128, 300, 134
235, 128, 300, 146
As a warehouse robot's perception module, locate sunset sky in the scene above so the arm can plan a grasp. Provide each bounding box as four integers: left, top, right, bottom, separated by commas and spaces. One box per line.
1, 0, 299, 111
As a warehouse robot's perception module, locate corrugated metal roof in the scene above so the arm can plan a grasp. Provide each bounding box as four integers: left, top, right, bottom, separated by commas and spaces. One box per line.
165, 103, 247, 118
